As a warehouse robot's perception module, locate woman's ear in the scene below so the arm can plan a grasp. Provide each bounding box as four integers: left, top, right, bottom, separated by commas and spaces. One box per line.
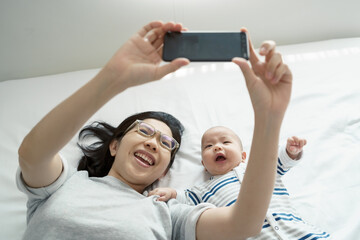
109, 139, 118, 156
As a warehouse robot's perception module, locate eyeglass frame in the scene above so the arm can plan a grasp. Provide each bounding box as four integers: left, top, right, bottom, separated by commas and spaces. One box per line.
123, 119, 180, 151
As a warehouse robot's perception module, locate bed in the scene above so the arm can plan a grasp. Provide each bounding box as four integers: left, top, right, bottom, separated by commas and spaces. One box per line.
1, 37, 359, 239
1, 1, 360, 239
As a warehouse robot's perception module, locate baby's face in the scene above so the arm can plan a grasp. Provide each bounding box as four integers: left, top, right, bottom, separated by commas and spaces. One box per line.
201, 127, 246, 176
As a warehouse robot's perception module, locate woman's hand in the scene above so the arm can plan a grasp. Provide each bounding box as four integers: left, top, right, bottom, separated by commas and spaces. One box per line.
104, 21, 190, 91
232, 29, 292, 121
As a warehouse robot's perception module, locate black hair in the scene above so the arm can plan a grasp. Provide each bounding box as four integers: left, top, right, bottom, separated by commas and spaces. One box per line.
77, 111, 184, 178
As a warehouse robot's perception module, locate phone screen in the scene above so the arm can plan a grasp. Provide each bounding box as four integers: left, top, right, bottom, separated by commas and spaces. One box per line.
163, 32, 249, 62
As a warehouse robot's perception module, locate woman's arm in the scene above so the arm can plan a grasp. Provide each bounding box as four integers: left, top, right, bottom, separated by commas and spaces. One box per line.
18, 21, 189, 188
196, 29, 293, 240
18, 69, 122, 188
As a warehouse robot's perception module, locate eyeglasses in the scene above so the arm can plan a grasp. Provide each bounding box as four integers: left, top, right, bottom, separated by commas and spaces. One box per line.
124, 120, 180, 151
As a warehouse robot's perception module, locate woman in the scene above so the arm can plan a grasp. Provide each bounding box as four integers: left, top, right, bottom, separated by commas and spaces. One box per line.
17, 21, 292, 239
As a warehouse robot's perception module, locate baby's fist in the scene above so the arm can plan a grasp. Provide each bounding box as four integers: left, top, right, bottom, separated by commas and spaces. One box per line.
286, 136, 307, 160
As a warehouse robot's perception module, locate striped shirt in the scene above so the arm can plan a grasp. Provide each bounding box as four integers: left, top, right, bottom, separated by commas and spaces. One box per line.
177, 147, 330, 240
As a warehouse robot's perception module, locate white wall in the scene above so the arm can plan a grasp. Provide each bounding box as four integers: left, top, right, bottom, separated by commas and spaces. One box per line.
1, 0, 360, 82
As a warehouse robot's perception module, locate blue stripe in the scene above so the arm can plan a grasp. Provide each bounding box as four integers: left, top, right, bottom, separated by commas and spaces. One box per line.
202, 176, 238, 201
298, 232, 330, 240
277, 165, 288, 174
275, 216, 299, 222
273, 192, 290, 196
273, 213, 302, 222
262, 223, 271, 229
278, 158, 283, 166
273, 188, 289, 196
186, 190, 200, 205
225, 199, 237, 206
203, 179, 239, 202
277, 170, 285, 176
310, 233, 330, 239
202, 176, 237, 200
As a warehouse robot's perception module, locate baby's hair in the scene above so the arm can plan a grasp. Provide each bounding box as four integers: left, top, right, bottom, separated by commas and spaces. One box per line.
234, 134, 244, 151
201, 126, 243, 150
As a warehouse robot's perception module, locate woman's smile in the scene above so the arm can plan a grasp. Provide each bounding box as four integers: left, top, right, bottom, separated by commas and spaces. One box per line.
134, 150, 155, 167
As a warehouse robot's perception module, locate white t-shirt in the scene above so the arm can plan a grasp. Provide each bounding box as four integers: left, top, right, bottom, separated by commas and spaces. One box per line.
16, 156, 214, 240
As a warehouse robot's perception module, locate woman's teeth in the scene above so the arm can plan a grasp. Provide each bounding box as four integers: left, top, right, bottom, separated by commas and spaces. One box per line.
135, 152, 154, 166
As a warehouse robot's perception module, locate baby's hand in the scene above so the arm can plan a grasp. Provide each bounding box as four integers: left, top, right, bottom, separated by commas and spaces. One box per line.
148, 187, 177, 202
286, 136, 307, 160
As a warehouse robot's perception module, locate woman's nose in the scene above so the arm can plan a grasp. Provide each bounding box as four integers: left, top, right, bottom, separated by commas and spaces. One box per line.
144, 135, 159, 152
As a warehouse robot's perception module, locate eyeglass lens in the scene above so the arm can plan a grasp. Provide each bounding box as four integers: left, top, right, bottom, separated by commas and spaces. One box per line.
138, 122, 176, 150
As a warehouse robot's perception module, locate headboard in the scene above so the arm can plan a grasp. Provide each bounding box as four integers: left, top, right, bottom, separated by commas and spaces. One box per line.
1, 0, 360, 82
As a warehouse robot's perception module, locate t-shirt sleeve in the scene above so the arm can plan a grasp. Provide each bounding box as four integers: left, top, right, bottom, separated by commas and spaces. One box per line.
167, 199, 215, 240
16, 154, 75, 223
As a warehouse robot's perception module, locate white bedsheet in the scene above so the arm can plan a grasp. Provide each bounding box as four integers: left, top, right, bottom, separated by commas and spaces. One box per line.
1, 38, 359, 239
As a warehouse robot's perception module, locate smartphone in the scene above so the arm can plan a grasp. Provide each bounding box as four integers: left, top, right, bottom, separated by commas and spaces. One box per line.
163, 31, 249, 62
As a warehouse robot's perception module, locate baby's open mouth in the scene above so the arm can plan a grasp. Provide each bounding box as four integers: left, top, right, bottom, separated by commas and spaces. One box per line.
216, 155, 226, 161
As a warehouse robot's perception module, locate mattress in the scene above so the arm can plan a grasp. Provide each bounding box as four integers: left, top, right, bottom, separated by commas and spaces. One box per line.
0, 37, 359, 239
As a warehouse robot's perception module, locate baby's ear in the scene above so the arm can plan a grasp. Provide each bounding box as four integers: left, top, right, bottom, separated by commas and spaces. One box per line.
241, 152, 247, 162
201, 160, 208, 172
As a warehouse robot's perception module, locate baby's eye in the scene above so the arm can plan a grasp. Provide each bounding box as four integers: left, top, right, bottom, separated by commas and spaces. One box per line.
204, 144, 212, 149
224, 141, 231, 144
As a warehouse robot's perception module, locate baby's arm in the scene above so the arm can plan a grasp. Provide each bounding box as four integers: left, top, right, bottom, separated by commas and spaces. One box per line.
148, 187, 177, 202
277, 136, 307, 176
286, 136, 307, 160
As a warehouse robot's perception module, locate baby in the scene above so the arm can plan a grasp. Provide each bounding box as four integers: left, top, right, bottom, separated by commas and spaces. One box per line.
150, 126, 330, 239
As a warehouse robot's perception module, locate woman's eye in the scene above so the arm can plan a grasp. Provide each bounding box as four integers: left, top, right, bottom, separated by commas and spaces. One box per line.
139, 127, 154, 135
162, 142, 171, 148
140, 129, 150, 135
